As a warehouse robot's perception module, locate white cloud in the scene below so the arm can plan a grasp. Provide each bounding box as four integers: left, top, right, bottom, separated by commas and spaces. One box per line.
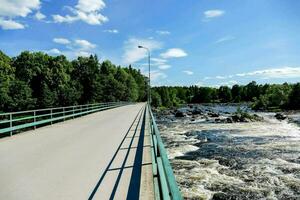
203, 67, 300, 82
103, 29, 119, 33
204, 76, 212, 80
0, 18, 24, 30
53, 37, 71, 45
160, 48, 187, 59
76, 0, 105, 13
215, 36, 235, 44
151, 70, 167, 81
204, 10, 225, 18
216, 75, 227, 79
0, 0, 40, 18
46, 38, 97, 59
35, 11, 46, 20
235, 67, 300, 79
158, 65, 171, 70
46, 48, 61, 55
0, 0, 41, 30
52, 0, 108, 25
156, 30, 170, 35
219, 80, 238, 86
183, 70, 194, 75
75, 51, 91, 57
74, 39, 96, 50
151, 58, 167, 64
123, 37, 162, 64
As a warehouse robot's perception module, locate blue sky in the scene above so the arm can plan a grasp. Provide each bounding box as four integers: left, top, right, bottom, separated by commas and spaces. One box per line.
1, 0, 300, 86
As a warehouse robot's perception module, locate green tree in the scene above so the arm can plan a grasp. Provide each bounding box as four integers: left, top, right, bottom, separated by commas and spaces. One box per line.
218, 86, 232, 103
0, 51, 14, 111
6, 80, 35, 111
288, 83, 300, 110
151, 91, 162, 107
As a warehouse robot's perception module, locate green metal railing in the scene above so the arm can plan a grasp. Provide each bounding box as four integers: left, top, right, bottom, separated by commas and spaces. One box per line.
148, 104, 182, 200
0, 102, 130, 136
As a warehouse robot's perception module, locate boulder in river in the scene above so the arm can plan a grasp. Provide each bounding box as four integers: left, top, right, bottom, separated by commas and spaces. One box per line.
191, 109, 202, 115
230, 112, 263, 122
175, 110, 186, 117
274, 113, 287, 120
208, 112, 220, 117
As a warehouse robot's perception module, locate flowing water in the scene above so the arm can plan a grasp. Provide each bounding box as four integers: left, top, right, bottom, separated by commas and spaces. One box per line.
156, 105, 300, 200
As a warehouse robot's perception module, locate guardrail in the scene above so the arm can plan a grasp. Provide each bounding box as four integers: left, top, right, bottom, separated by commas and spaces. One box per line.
0, 102, 130, 136
148, 104, 182, 200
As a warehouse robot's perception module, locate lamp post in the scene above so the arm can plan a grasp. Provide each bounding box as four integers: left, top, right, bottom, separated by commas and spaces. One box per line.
138, 45, 151, 105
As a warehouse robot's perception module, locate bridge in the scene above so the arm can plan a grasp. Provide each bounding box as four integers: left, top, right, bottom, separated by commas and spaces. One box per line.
0, 103, 182, 200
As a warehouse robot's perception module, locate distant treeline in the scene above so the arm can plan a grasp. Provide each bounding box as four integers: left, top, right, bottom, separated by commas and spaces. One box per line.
1, 50, 299, 112
152, 81, 300, 110
0, 51, 147, 112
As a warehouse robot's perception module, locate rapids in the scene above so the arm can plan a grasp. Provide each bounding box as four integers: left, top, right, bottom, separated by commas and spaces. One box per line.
157, 105, 300, 200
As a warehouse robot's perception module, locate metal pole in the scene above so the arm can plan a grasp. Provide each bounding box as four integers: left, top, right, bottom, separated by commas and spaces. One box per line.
50, 109, 53, 125
148, 49, 151, 105
138, 45, 151, 105
10, 113, 12, 136
34, 111, 36, 129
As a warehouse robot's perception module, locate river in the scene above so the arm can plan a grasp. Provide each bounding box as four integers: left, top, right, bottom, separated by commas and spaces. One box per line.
156, 105, 300, 200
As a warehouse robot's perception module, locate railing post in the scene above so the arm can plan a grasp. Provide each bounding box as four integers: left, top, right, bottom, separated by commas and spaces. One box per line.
73, 106, 75, 119
10, 113, 12, 136
63, 108, 65, 121
34, 111, 36, 130
50, 109, 53, 125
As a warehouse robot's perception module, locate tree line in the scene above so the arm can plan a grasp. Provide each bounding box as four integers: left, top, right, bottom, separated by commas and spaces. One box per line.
152, 81, 300, 110
1, 50, 299, 112
0, 50, 147, 112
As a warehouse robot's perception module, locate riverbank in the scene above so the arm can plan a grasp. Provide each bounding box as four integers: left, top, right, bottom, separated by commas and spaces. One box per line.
156, 104, 300, 199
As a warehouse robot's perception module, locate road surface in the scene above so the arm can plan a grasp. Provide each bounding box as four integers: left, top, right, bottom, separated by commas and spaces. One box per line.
0, 103, 154, 200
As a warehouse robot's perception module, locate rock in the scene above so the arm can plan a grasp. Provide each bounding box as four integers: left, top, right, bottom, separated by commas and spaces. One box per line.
231, 114, 241, 122
191, 109, 202, 115
208, 112, 220, 117
215, 118, 221, 123
226, 117, 233, 123
212, 192, 228, 200
186, 111, 193, 116
175, 110, 185, 117
275, 113, 287, 120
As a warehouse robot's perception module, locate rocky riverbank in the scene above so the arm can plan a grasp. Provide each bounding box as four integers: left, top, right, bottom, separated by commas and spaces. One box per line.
155, 104, 264, 124
155, 104, 300, 200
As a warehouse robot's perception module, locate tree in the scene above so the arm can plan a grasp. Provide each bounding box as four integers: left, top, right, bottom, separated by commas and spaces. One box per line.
6, 80, 35, 111
218, 86, 232, 103
151, 91, 162, 107
288, 83, 300, 110
231, 84, 242, 102
72, 55, 100, 104
0, 51, 14, 111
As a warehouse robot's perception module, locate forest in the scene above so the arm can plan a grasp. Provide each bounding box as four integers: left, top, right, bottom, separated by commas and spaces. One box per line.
0, 50, 147, 112
152, 82, 300, 110
1, 50, 299, 112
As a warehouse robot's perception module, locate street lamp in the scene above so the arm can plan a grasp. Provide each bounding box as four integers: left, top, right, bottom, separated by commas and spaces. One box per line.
138, 45, 151, 105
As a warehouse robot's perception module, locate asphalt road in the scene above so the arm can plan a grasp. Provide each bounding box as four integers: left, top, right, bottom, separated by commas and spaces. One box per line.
0, 103, 154, 200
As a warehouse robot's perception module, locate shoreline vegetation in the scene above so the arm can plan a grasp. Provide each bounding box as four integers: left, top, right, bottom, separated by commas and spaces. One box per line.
152, 82, 300, 112
1, 50, 299, 113
0, 50, 148, 112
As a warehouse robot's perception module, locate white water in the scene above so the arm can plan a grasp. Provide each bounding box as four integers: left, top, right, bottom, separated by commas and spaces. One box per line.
158, 109, 300, 200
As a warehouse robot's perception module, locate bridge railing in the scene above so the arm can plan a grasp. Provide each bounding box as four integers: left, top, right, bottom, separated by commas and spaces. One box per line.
148, 104, 182, 200
0, 102, 130, 136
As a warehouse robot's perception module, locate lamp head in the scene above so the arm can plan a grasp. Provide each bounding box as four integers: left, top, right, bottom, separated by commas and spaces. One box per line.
138, 45, 143, 48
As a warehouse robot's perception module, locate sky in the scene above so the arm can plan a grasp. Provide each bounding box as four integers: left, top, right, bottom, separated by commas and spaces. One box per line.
0, 0, 300, 86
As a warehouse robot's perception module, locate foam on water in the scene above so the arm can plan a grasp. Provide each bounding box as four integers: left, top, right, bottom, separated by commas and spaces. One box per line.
158, 109, 300, 200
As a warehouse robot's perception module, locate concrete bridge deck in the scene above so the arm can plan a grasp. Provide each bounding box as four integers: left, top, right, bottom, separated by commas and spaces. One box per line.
0, 103, 154, 200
